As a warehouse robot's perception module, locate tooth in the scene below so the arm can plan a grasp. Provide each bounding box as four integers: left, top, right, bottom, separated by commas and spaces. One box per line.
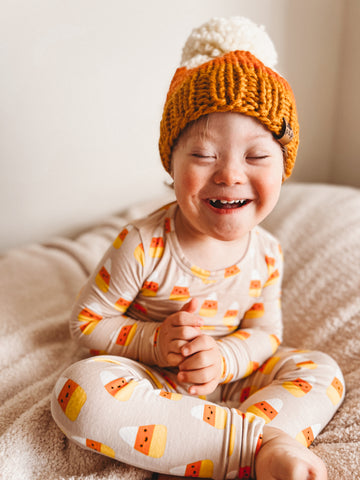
209, 199, 248, 206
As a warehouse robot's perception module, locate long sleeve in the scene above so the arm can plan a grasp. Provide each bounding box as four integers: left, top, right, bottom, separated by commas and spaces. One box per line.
217, 242, 284, 383
69, 205, 285, 380
69, 224, 166, 366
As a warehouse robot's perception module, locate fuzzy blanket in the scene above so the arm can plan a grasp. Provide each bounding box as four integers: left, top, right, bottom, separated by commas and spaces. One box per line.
1, 183, 360, 479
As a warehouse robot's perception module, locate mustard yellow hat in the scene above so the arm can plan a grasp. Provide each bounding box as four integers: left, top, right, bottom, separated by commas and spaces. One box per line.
159, 17, 299, 179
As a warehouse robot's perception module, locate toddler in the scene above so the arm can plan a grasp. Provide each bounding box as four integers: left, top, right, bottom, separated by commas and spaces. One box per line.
51, 17, 344, 480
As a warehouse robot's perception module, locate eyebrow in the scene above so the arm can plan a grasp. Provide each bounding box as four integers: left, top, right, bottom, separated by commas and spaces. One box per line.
191, 130, 272, 142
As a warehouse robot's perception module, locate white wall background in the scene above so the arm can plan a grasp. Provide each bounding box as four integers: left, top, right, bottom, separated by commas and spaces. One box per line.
1, 0, 359, 252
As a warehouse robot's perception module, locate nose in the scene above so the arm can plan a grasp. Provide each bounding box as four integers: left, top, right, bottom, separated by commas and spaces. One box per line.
213, 158, 247, 186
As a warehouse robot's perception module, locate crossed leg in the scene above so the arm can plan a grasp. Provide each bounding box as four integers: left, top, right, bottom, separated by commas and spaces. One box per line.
51, 348, 344, 479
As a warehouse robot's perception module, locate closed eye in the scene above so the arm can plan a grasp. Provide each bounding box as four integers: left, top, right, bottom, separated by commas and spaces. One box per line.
247, 155, 269, 160
191, 153, 215, 158
189, 153, 217, 165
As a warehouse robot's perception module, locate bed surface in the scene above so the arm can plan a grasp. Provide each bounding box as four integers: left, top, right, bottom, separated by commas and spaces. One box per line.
1, 182, 360, 479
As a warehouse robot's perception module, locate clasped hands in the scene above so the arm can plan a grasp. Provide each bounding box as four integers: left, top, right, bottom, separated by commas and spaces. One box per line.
158, 298, 223, 396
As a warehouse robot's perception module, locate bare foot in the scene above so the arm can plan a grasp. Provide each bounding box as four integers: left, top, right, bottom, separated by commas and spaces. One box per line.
255, 426, 328, 480
152, 427, 327, 480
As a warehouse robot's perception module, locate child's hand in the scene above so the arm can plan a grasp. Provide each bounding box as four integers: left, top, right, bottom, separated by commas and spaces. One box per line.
177, 334, 223, 396
158, 298, 203, 367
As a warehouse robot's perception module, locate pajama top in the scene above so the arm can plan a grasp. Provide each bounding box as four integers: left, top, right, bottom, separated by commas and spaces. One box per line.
70, 202, 283, 384
53, 202, 345, 479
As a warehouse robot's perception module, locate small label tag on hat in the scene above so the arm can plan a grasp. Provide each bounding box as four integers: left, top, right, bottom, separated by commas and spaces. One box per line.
274, 118, 293, 145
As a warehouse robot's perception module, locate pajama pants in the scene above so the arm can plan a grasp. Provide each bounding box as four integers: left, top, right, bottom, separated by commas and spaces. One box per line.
51, 348, 344, 479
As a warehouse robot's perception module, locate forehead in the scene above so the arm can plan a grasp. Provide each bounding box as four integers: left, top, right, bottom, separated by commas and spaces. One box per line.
179, 112, 273, 145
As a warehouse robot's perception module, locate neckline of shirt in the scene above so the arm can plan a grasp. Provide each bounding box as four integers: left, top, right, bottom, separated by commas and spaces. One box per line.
165, 203, 254, 280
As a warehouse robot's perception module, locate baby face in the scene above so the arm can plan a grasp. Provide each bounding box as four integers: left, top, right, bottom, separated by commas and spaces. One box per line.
171, 112, 284, 243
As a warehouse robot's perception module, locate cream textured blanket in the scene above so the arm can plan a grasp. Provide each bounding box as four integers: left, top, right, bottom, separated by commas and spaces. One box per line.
1, 183, 359, 479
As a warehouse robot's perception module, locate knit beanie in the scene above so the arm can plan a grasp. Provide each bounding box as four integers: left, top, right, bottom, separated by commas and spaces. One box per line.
159, 17, 299, 179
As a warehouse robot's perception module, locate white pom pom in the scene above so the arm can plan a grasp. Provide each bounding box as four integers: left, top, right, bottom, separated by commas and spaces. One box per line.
180, 17, 278, 70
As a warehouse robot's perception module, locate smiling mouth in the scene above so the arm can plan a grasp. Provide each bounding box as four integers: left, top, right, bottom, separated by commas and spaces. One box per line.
208, 199, 251, 209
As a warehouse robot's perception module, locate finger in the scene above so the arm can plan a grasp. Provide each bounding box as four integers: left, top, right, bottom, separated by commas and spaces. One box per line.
177, 366, 215, 385
188, 379, 219, 396
168, 339, 188, 353
170, 313, 203, 328
180, 298, 198, 314
181, 334, 213, 357
173, 325, 203, 341
179, 350, 214, 371
167, 352, 184, 367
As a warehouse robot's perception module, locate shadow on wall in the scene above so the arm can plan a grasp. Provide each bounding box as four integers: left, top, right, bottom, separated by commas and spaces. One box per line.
284, 0, 360, 188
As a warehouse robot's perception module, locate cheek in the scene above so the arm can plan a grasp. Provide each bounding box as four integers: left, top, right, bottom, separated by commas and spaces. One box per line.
174, 173, 193, 201
173, 166, 204, 200
257, 168, 283, 206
